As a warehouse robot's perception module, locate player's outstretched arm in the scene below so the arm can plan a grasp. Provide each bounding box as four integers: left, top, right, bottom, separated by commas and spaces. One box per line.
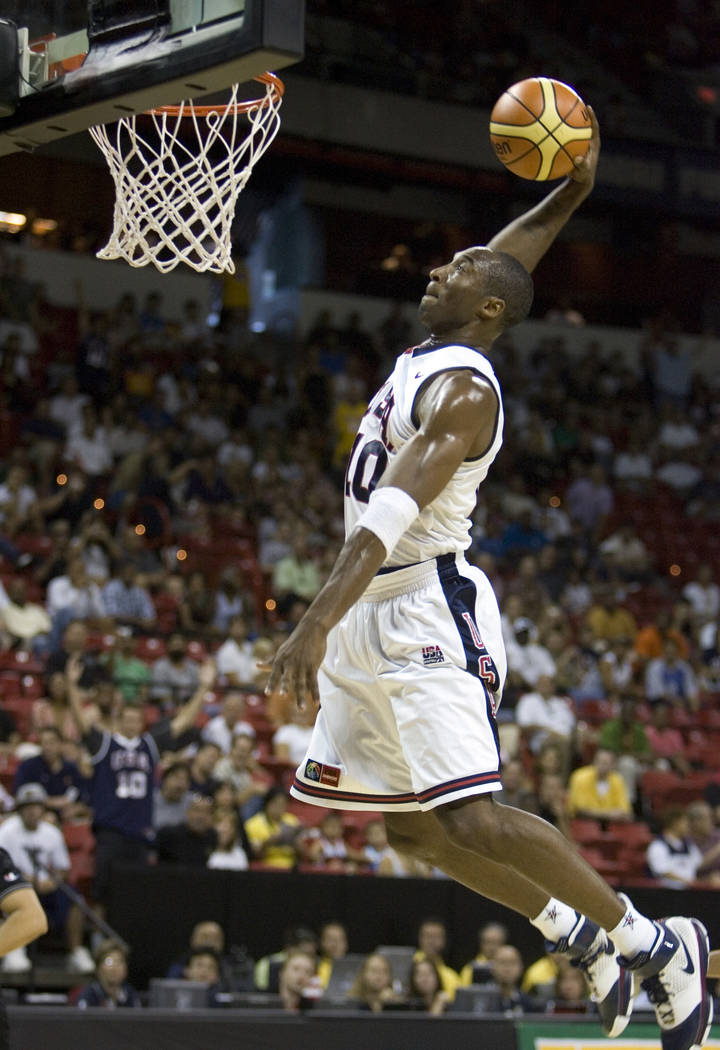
264, 371, 496, 709
487, 108, 600, 273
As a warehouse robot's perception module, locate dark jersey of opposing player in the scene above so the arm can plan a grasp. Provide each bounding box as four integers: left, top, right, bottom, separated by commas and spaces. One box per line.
0, 847, 31, 901
84, 729, 160, 843
0, 847, 32, 1050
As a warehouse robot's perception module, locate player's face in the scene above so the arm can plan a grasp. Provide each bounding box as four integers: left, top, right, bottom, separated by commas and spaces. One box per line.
418, 248, 497, 334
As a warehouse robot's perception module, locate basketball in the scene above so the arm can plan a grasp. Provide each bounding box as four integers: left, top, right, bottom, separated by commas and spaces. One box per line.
489, 77, 592, 181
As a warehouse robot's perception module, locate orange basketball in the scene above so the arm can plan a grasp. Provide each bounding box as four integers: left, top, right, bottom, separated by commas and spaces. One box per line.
489, 77, 592, 181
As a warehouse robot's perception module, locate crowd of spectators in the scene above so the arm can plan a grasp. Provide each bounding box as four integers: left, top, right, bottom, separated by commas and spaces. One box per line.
302, 0, 717, 138
0, 251, 718, 998
63, 912, 720, 1014
71, 915, 601, 1013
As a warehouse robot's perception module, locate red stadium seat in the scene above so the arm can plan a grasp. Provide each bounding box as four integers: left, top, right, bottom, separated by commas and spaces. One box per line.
62, 822, 95, 853
0, 651, 44, 674
135, 637, 166, 662
570, 818, 603, 845
20, 674, 44, 699
606, 821, 653, 850
186, 640, 208, 662
1, 697, 34, 738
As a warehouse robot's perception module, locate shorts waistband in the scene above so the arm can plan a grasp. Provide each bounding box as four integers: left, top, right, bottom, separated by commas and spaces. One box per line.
363, 552, 465, 600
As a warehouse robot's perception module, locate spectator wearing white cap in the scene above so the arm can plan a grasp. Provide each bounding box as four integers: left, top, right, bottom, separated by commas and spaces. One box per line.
0, 784, 93, 973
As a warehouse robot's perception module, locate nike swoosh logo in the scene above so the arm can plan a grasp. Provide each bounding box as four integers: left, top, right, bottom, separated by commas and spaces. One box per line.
679, 940, 694, 975
415, 372, 423, 379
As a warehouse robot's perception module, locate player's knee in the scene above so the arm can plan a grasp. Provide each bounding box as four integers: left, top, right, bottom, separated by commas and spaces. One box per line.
436, 797, 505, 860
384, 813, 437, 864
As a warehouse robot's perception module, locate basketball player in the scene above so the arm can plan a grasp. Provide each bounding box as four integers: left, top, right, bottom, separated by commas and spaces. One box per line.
0, 848, 47, 1049
266, 110, 712, 1050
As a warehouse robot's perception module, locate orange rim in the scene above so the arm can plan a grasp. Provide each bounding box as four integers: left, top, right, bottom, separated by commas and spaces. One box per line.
148, 71, 284, 117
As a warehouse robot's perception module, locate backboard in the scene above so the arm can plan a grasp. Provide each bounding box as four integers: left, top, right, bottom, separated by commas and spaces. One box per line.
0, 0, 304, 156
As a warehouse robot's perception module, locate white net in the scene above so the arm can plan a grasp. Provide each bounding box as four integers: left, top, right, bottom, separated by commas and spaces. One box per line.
89, 75, 284, 275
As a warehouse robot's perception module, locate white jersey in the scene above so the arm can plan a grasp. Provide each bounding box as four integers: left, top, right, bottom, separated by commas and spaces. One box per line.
344, 342, 504, 567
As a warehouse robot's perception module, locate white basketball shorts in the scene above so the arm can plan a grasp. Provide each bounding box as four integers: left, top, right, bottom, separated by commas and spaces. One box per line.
290, 553, 507, 812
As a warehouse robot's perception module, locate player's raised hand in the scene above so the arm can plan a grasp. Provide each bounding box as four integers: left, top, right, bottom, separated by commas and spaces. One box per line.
261, 619, 327, 710
569, 106, 600, 189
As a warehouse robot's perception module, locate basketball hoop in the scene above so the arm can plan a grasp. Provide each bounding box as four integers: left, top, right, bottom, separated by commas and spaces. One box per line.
89, 72, 284, 275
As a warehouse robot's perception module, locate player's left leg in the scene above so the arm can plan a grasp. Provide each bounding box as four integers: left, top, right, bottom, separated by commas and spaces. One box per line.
385, 807, 633, 1037
433, 796, 712, 1050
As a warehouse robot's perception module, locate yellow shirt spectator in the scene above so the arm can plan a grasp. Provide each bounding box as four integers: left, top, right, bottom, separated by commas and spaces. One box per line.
245, 802, 302, 869
567, 749, 632, 821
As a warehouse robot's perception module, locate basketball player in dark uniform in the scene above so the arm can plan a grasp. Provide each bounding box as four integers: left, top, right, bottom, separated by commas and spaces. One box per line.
66, 655, 217, 910
0, 848, 47, 1049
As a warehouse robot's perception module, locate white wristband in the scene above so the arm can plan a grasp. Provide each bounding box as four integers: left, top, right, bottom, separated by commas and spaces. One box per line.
354, 486, 420, 557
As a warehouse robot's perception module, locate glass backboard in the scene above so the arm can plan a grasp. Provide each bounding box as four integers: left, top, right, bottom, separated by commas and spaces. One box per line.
0, 0, 304, 155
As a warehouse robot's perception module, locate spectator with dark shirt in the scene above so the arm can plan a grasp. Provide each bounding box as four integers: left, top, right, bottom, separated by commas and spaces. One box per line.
102, 563, 156, 634
150, 633, 199, 707
182, 948, 225, 1007
12, 727, 89, 821
45, 620, 104, 688
153, 763, 192, 832
76, 940, 142, 1009
155, 794, 217, 866
188, 742, 222, 797
488, 944, 541, 1015
166, 919, 254, 991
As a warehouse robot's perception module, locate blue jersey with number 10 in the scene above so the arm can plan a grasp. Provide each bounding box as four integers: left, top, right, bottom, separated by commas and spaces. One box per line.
89, 731, 159, 842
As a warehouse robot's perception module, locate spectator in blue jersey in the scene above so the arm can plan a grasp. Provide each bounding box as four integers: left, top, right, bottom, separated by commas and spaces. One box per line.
66, 655, 217, 912
76, 939, 141, 1009
101, 563, 156, 634
12, 727, 90, 823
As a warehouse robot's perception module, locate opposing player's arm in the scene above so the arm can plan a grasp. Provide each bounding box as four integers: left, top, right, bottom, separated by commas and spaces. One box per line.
487, 108, 600, 273
0, 887, 48, 957
264, 371, 496, 706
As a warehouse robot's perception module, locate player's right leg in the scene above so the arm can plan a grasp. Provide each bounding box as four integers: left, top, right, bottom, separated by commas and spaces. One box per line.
386, 807, 712, 1048
385, 809, 634, 1038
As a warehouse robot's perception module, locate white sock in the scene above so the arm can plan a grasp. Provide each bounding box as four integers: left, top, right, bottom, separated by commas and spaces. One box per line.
609, 898, 660, 958
530, 898, 579, 941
